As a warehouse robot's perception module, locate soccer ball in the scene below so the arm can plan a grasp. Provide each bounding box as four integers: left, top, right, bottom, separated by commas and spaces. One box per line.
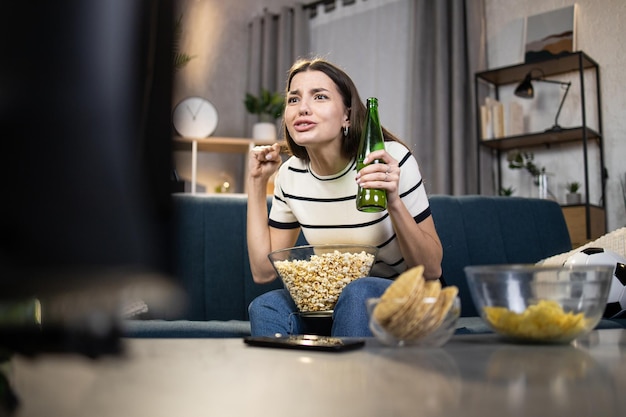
563, 247, 626, 319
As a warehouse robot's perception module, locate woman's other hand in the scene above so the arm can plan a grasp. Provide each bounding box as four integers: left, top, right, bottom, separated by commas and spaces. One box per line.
248, 143, 282, 183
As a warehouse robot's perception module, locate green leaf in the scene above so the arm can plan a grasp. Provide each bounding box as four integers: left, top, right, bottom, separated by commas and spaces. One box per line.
172, 14, 195, 72
566, 181, 581, 193
173, 53, 196, 71
244, 88, 284, 120
506, 150, 545, 177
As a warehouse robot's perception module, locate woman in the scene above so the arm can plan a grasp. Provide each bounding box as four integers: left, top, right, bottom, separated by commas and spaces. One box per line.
246, 58, 442, 337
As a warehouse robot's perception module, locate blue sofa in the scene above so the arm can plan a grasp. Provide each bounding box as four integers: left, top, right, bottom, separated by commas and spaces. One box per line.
123, 193, 625, 337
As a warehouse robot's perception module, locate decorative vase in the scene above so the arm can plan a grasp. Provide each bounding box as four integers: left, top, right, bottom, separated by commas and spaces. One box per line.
252, 122, 277, 140
566, 192, 582, 205
532, 173, 555, 200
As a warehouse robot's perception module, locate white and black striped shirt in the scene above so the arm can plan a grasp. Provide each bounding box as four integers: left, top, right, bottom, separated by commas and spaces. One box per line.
269, 141, 431, 279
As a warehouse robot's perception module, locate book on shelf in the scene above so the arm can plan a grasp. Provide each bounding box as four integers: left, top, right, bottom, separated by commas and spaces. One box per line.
480, 97, 504, 140
508, 101, 524, 136
480, 105, 492, 140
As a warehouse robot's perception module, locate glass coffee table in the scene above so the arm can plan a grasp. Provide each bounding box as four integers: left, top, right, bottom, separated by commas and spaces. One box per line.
7, 329, 626, 416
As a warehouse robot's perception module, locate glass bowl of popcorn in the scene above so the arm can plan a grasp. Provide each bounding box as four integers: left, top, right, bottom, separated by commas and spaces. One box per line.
464, 264, 614, 344
268, 244, 378, 316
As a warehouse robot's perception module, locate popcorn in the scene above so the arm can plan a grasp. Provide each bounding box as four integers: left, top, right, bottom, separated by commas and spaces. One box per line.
274, 250, 375, 312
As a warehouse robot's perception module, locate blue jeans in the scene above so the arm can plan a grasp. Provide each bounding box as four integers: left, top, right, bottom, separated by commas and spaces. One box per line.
248, 277, 392, 337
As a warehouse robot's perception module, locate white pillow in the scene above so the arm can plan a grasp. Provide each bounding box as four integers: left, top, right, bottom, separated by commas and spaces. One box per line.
538, 227, 626, 266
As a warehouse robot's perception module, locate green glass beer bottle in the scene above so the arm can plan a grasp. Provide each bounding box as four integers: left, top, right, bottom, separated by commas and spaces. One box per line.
356, 97, 387, 212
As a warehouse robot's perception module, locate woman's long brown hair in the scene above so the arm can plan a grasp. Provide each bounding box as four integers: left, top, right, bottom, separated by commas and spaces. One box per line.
282, 58, 402, 162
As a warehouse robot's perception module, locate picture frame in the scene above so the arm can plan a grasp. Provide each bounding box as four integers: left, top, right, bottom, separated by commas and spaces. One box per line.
524, 5, 578, 63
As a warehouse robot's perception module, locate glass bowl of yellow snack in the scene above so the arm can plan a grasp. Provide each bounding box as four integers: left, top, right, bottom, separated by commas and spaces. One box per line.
465, 264, 614, 344
268, 244, 378, 316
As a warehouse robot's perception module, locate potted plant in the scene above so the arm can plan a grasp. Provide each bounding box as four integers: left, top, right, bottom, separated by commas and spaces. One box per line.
565, 181, 582, 204
506, 150, 554, 200
244, 88, 284, 139
499, 186, 515, 197
507, 150, 545, 179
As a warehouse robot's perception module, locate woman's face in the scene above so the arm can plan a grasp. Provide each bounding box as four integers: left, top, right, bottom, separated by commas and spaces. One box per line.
285, 70, 349, 150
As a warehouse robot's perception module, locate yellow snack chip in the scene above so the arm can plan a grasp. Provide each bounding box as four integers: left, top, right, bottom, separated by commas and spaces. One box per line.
483, 300, 588, 341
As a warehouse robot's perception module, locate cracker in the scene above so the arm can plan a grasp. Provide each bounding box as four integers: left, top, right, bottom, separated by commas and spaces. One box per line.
380, 266, 424, 301
385, 278, 428, 331
373, 266, 424, 324
390, 279, 441, 339
406, 285, 458, 339
372, 265, 459, 342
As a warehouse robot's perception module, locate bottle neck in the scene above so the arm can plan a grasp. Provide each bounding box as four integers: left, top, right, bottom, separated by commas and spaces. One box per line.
367, 97, 378, 111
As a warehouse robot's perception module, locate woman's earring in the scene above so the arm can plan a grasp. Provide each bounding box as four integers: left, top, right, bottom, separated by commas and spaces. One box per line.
343, 126, 349, 136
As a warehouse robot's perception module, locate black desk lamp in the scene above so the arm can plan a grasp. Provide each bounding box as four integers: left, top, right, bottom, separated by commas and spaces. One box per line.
514, 69, 572, 132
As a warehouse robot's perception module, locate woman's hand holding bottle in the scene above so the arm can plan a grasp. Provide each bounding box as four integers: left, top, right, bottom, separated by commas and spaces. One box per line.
356, 149, 400, 204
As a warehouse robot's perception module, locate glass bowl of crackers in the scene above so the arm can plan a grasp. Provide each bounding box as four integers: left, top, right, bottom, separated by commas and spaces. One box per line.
367, 266, 461, 347
465, 264, 614, 344
269, 244, 378, 316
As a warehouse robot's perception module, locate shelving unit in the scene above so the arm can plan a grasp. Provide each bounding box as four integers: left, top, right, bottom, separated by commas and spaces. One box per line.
173, 136, 279, 194
474, 51, 606, 246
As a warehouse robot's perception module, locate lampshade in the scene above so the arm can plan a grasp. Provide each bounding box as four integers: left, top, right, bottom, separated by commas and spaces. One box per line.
514, 73, 534, 98
513, 69, 572, 132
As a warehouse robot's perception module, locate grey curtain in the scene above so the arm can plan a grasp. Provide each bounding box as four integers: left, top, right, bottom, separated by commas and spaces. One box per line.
309, 0, 414, 150
408, 0, 488, 195
246, 5, 310, 136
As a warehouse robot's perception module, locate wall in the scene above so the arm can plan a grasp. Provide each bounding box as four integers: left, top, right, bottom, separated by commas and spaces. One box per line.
485, 0, 626, 231
172, 0, 295, 193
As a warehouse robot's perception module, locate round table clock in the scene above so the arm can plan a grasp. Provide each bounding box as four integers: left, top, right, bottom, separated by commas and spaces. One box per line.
172, 97, 218, 138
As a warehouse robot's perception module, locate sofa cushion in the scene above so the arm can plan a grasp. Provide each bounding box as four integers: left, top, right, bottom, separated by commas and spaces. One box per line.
173, 194, 281, 321
429, 195, 572, 317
